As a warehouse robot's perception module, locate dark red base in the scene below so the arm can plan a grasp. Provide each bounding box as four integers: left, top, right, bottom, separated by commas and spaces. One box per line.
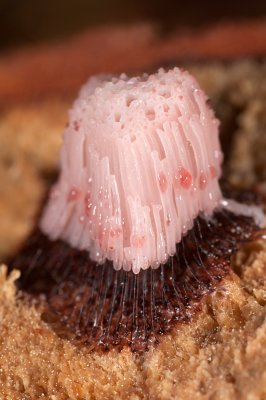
10, 206, 261, 353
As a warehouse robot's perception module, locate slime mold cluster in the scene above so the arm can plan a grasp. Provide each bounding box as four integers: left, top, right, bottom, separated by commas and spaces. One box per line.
41, 68, 223, 274
12, 68, 265, 352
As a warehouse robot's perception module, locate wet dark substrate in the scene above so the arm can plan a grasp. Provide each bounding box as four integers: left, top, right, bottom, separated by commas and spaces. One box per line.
10, 206, 262, 353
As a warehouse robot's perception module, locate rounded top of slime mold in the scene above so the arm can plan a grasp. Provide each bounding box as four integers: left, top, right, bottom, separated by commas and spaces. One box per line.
40, 67, 223, 273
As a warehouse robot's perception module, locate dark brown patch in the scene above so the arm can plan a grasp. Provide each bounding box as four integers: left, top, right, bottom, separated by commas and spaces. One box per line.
10, 207, 261, 353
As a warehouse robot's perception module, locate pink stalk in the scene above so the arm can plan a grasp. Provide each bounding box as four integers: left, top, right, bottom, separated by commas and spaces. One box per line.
40, 68, 223, 273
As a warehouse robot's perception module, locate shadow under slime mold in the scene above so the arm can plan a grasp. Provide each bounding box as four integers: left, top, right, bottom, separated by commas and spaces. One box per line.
12, 204, 262, 353
10, 68, 266, 353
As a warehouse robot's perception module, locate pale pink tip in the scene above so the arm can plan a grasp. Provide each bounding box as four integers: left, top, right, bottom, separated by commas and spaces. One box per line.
40, 68, 223, 274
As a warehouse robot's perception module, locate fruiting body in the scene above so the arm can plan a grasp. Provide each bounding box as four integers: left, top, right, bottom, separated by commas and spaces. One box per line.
40, 68, 223, 273
12, 68, 265, 352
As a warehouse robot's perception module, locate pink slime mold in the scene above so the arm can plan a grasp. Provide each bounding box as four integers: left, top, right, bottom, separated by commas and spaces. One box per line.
40, 68, 224, 274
